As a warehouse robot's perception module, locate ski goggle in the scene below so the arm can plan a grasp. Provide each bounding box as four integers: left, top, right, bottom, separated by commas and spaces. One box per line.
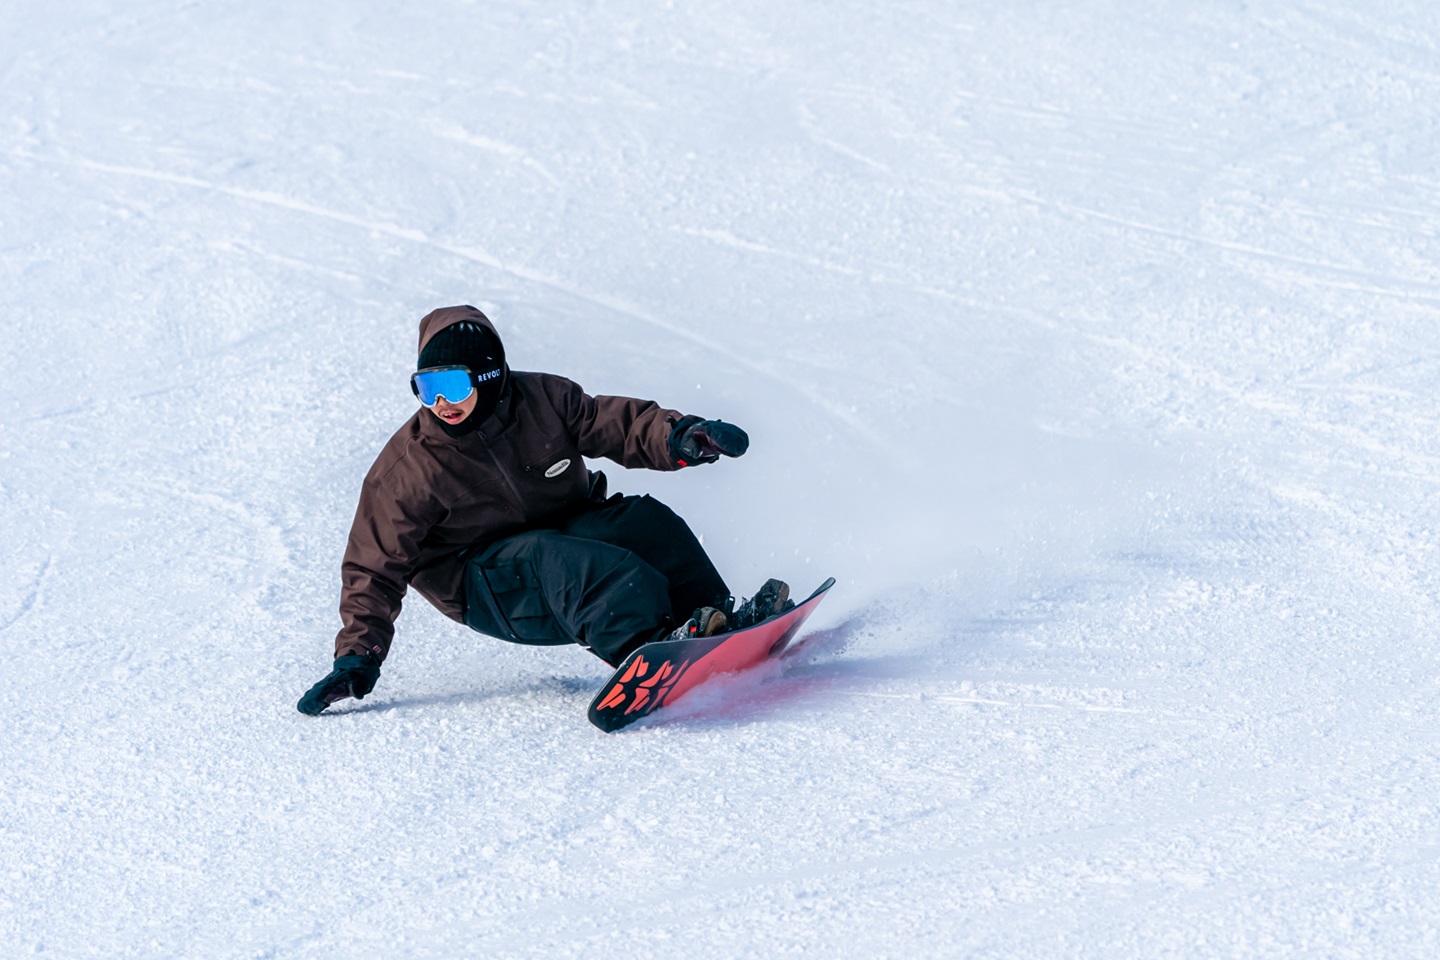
410, 366, 476, 406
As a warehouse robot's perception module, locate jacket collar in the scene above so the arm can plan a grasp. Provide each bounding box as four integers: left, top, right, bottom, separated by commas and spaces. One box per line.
415, 376, 517, 445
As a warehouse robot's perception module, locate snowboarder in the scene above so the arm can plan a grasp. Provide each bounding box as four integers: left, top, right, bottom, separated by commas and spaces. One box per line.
297, 305, 790, 715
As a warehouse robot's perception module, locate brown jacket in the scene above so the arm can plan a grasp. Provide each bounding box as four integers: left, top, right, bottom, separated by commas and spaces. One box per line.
334, 306, 687, 660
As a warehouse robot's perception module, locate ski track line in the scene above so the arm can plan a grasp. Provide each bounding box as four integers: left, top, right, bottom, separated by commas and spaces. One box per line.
795, 101, 893, 173
948, 85, 1199, 135
1044, 196, 1440, 304
673, 221, 1085, 355
1054, 314, 1440, 487
0, 554, 52, 634
13, 349, 308, 427
675, 222, 984, 309
674, 225, 872, 279
20, 151, 906, 463
423, 120, 562, 188
842, 688, 1152, 715
215, 237, 374, 286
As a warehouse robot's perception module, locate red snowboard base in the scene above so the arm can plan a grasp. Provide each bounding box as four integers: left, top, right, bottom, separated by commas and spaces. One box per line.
588, 578, 836, 732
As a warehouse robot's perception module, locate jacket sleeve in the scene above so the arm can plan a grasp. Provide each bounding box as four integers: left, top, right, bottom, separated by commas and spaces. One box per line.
550, 376, 688, 471
333, 461, 440, 662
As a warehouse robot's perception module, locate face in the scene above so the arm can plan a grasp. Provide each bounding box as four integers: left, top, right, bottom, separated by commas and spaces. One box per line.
430, 389, 479, 426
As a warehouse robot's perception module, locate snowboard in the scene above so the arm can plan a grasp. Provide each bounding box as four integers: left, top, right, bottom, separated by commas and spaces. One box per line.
588, 577, 836, 732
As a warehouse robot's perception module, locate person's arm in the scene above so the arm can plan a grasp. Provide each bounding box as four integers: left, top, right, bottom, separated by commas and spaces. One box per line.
334, 464, 438, 660
551, 376, 747, 469
298, 464, 437, 715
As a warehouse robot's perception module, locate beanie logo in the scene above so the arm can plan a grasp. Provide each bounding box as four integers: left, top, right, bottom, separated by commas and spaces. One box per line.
544, 459, 572, 479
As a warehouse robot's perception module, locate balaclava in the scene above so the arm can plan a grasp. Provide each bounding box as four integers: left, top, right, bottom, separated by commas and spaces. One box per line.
416, 320, 507, 435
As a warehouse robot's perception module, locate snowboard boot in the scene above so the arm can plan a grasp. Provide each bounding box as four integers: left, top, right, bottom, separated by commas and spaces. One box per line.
671, 605, 728, 641
729, 578, 791, 630
606, 606, 728, 667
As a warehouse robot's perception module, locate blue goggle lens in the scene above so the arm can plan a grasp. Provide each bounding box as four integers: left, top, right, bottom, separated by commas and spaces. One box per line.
411, 367, 475, 406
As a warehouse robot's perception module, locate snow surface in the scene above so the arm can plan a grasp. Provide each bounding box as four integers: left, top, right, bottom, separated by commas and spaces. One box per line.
4, 1, 1440, 956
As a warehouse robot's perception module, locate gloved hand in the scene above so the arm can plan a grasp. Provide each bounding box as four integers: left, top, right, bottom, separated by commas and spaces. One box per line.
296, 653, 382, 716
669, 416, 749, 466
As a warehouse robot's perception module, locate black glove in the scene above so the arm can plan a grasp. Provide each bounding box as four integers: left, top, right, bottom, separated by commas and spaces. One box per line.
669, 416, 749, 466
296, 653, 382, 716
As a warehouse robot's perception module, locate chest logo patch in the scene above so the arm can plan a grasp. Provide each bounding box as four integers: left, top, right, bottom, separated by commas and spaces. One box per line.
544, 458, 572, 479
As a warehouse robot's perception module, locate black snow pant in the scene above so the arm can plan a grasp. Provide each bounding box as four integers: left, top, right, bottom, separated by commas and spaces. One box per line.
462, 494, 729, 666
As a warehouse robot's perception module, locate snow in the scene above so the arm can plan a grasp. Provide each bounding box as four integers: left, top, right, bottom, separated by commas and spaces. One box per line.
4, 0, 1440, 955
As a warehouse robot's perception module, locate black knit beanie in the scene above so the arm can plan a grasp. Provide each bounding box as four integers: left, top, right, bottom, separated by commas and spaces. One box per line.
416, 320, 507, 433
417, 320, 504, 373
